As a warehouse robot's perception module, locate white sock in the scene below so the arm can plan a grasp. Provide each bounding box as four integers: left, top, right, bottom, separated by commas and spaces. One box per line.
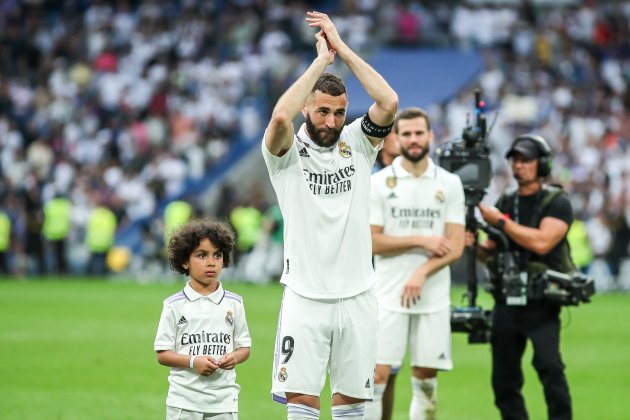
331, 402, 365, 418
287, 402, 320, 419
364, 383, 386, 420
410, 377, 437, 420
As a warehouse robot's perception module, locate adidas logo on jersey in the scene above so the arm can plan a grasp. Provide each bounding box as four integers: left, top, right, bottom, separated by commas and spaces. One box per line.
438, 353, 446, 360
177, 316, 188, 325
365, 379, 371, 389
299, 148, 310, 158
387, 191, 397, 199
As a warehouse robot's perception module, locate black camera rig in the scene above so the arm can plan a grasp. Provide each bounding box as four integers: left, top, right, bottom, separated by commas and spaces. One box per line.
438, 90, 494, 344
486, 227, 596, 307
542, 270, 595, 306
439, 90, 595, 344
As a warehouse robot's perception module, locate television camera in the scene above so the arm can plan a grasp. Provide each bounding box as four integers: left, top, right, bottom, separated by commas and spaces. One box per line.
438, 90, 494, 344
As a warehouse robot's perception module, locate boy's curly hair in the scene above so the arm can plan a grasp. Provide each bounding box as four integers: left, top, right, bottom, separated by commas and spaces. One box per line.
168, 217, 236, 275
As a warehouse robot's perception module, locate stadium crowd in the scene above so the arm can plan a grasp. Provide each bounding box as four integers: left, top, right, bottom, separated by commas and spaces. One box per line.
0, 0, 629, 289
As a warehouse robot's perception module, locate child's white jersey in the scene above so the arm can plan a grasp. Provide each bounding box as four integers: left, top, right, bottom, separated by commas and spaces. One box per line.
262, 118, 381, 299
370, 157, 465, 314
154, 281, 251, 413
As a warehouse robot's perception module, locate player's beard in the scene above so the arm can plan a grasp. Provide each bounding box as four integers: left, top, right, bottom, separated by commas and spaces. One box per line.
305, 114, 342, 148
400, 144, 429, 163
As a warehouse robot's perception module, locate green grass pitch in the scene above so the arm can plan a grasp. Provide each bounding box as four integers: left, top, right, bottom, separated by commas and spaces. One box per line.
0, 278, 628, 419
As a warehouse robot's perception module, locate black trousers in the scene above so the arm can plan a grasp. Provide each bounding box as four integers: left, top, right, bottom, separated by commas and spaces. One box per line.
491, 301, 572, 420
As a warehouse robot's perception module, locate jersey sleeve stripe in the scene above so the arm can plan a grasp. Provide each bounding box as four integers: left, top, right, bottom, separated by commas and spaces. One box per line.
224, 295, 242, 303
165, 291, 186, 303
273, 394, 288, 404
223, 291, 243, 302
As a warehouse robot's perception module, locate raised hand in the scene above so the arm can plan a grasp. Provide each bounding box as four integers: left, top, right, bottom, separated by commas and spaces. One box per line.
306, 11, 346, 55
314, 30, 335, 65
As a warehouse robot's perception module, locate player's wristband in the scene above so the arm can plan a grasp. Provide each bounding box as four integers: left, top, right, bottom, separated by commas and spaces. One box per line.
361, 112, 393, 138
189, 355, 196, 369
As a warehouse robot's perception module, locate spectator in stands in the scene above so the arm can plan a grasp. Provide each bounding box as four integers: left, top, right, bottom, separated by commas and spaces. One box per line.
85, 203, 118, 276
42, 194, 72, 274
229, 199, 262, 278
0, 1, 628, 281
0, 208, 10, 274
22, 173, 46, 275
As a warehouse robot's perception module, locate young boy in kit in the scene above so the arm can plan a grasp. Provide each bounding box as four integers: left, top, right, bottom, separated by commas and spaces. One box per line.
154, 217, 251, 420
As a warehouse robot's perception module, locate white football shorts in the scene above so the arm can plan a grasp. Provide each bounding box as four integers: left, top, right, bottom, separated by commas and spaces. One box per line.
376, 307, 452, 371
166, 406, 237, 419
272, 287, 378, 403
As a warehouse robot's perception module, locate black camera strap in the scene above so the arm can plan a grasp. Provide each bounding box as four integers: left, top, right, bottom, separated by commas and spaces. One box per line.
513, 186, 573, 271
512, 189, 544, 269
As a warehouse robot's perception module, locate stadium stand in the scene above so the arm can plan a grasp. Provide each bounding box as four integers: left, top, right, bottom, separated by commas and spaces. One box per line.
0, 1, 629, 288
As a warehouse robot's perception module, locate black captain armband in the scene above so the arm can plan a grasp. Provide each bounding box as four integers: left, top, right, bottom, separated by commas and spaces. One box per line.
361, 113, 394, 138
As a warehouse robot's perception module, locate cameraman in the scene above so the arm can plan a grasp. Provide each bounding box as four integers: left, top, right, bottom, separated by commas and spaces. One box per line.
468, 134, 574, 420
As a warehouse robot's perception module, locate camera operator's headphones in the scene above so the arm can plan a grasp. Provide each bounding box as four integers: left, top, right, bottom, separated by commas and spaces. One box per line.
507, 134, 553, 178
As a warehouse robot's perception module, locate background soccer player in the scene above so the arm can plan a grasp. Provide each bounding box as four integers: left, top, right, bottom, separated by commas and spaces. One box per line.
367, 108, 465, 419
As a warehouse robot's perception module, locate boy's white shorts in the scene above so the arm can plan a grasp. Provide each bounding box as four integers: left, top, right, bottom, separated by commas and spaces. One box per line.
376, 306, 452, 371
272, 287, 378, 403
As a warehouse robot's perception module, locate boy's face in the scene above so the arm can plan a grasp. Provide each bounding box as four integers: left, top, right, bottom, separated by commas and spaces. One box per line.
183, 238, 223, 292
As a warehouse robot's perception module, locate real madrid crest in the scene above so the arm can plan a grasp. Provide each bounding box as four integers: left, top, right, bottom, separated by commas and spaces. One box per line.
385, 176, 397, 189
278, 367, 288, 382
225, 310, 234, 327
435, 190, 445, 203
338, 142, 352, 158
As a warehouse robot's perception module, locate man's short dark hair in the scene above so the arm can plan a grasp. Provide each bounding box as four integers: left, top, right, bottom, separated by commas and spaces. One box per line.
312, 73, 346, 96
168, 217, 236, 275
394, 107, 431, 133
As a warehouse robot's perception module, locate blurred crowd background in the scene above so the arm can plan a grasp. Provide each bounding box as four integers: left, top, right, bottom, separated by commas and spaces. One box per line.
0, 0, 629, 291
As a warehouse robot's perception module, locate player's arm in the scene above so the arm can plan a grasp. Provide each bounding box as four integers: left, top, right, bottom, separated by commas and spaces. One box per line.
156, 350, 219, 376
413, 222, 465, 277
401, 222, 464, 307
218, 346, 251, 370
306, 11, 398, 147
478, 202, 569, 255
371, 224, 453, 257
264, 29, 333, 157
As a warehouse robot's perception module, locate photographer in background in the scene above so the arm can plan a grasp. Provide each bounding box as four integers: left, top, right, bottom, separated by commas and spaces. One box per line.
466, 134, 574, 420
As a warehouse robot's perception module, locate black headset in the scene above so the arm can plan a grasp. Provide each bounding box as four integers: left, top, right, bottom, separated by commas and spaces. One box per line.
509, 133, 553, 178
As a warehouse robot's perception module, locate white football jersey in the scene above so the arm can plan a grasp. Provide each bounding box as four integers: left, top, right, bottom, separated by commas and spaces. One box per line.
262, 118, 381, 299
154, 281, 251, 413
370, 157, 465, 313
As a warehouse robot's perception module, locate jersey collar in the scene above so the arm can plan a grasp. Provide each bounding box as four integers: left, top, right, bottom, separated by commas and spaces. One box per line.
392, 156, 437, 179
297, 123, 336, 152
183, 280, 225, 304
